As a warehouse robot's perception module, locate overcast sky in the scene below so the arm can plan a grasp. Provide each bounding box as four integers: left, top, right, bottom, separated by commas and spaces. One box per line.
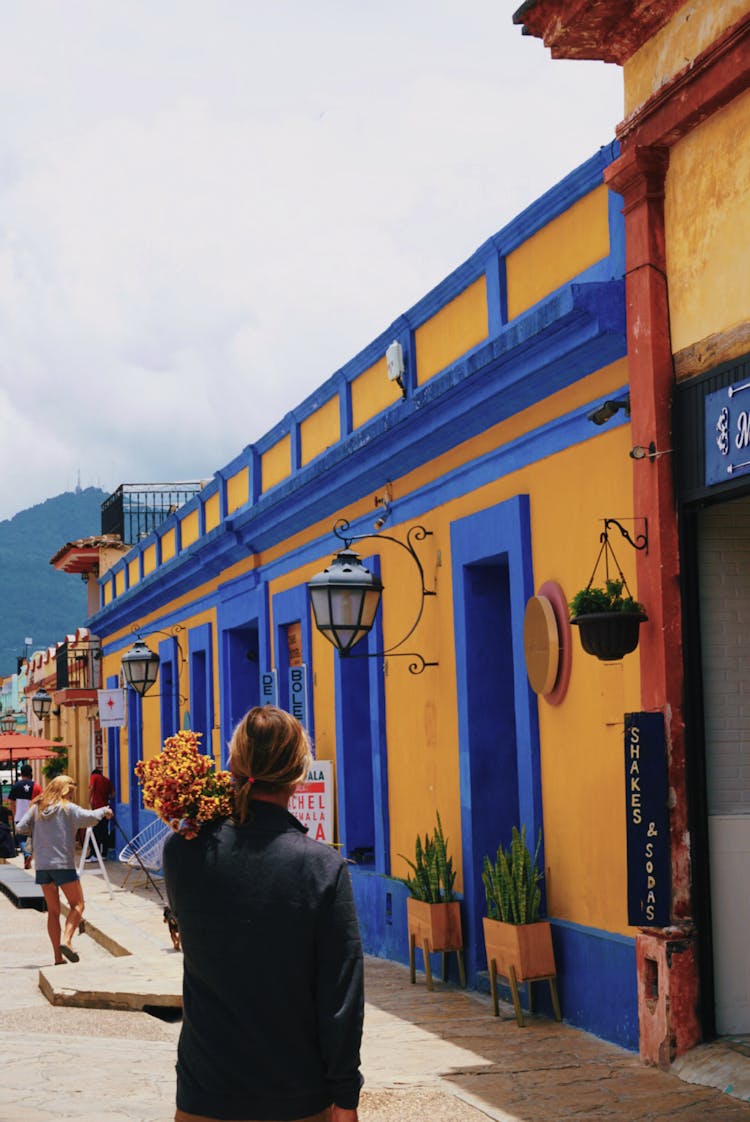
0, 1, 622, 523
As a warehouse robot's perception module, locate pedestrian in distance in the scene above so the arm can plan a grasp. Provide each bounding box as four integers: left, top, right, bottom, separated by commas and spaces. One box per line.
16, 774, 113, 965
0, 793, 16, 861
163, 705, 364, 1122
9, 763, 41, 869
88, 766, 115, 859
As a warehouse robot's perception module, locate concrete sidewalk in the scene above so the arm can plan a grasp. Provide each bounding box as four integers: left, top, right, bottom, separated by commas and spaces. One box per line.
1, 855, 749, 1121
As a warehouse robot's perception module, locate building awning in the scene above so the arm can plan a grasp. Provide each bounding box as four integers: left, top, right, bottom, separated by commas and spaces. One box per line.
50, 535, 127, 574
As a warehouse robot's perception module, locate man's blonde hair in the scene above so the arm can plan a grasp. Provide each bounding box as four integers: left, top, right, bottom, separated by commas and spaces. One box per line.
229, 706, 312, 824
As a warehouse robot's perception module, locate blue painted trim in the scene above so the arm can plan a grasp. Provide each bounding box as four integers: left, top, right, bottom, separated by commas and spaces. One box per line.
367, 596, 389, 875
339, 373, 352, 440
290, 419, 301, 475
331, 555, 389, 872
485, 248, 504, 335
158, 637, 180, 741
126, 688, 143, 837
188, 622, 214, 749
106, 673, 121, 805
216, 579, 267, 764
450, 495, 542, 980
271, 584, 315, 743
549, 918, 638, 1048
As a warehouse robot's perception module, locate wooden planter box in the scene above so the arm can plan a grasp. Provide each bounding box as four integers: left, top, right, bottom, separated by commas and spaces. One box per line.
483, 916, 561, 1026
407, 898, 465, 990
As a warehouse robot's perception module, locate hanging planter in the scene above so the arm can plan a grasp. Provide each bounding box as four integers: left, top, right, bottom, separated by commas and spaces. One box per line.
569, 520, 648, 662
570, 602, 647, 661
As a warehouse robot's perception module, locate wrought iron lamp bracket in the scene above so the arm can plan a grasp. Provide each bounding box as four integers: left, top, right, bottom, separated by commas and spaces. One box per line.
130, 622, 185, 661
125, 623, 187, 700
331, 518, 438, 674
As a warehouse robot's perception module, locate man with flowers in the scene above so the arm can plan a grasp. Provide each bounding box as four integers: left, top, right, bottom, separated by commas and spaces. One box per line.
141, 712, 363, 1122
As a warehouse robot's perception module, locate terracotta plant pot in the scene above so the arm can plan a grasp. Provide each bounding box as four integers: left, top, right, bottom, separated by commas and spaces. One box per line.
483, 916, 561, 1025
407, 897, 465, 990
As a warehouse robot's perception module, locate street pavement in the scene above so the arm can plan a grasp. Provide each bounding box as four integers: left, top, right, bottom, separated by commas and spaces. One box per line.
0, 853, 749, 1122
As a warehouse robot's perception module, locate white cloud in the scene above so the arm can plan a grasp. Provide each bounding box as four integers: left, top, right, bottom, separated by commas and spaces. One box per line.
0, 0, 623, 520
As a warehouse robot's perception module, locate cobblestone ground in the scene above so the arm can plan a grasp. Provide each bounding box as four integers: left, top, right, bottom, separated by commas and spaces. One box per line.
1, 860, 750, 1121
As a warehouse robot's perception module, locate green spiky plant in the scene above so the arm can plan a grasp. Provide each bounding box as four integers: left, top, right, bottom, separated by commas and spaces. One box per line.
482, 826, 543, 925
400, 811, 457, 903
569, 578, 645, 618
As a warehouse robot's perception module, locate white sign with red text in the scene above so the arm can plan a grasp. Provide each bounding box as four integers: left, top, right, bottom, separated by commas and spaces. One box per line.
290, 760, 333, 844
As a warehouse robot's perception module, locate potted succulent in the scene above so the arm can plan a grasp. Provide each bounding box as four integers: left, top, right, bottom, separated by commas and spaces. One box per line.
401, 812, 465, 990
482, 825, 561, 1025
569, 578, 647, 661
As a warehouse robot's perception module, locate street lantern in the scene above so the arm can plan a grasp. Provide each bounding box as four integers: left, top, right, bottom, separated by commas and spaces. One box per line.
0, 712, 16, 733
309, 548, 383, 655
31, 688, 52, 720
308, 518, 438, 674
121, 638, 160, 696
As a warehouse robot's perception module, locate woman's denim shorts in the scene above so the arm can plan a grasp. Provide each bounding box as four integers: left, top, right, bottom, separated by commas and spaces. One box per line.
35, 868, 79, 886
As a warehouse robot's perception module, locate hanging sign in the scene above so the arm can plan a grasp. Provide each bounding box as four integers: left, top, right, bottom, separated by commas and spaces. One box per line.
624, 712, 670, 926
289, 759, 334, 844
288, 664, 309, 729
705, 378, 750, 485
93, 728, 104, 768
97, 689, 126, 728
261, 670, 278, 707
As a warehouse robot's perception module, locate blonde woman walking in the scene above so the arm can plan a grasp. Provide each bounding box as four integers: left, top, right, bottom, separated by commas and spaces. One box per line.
16, 774, 112, 965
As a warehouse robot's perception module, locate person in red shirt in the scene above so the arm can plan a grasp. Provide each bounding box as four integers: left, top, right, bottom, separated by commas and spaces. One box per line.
88, 768, 114, 858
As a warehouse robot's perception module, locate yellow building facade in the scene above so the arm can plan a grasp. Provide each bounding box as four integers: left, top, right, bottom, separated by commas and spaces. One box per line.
91, 148, 640, 1046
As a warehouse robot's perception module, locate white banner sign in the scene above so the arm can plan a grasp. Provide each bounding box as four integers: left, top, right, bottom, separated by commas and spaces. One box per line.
98, 689, 126, 728
289, 760, 334, 844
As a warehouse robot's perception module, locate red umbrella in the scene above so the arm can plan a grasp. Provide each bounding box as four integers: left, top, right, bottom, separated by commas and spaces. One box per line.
0, 734, 65, 763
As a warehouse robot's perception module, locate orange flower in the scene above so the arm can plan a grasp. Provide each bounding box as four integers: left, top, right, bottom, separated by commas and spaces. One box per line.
134, 730, 234, 838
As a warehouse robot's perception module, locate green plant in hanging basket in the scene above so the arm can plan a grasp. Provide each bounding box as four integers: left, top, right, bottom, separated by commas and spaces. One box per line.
569, 578, 646, 618
482, 825, 543, 925
569, 578, 647, 660
400, 811, 457, 903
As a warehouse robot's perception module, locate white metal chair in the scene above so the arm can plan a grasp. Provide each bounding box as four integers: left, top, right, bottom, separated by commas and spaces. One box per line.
118, 818, 172, 888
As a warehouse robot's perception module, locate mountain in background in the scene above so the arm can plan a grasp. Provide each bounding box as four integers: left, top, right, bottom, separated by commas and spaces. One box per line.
0, 487, 109, 676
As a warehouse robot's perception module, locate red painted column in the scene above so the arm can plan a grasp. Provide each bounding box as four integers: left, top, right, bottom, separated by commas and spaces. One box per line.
605, 146, 699, 1065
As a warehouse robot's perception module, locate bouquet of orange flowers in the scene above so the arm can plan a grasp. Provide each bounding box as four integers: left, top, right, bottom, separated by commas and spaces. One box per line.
134, 729, 234, 839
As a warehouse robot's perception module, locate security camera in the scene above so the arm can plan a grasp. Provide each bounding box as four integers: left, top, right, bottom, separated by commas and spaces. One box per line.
587, 396, 631, 426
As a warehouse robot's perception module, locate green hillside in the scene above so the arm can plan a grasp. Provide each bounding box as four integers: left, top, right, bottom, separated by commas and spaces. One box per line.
0, 487, 108, 676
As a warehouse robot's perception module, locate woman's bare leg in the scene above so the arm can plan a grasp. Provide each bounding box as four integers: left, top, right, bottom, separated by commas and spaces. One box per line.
60, 878, 85, 947
41, 883, 64, 964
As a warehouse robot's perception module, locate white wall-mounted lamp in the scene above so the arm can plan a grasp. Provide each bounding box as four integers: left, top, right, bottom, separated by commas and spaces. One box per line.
385, 340, 406, 397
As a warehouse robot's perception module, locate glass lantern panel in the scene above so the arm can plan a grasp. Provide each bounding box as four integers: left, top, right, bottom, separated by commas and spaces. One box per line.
359, 587, 382, 630
309, 586, 331, 628
330, 588, 365, 631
